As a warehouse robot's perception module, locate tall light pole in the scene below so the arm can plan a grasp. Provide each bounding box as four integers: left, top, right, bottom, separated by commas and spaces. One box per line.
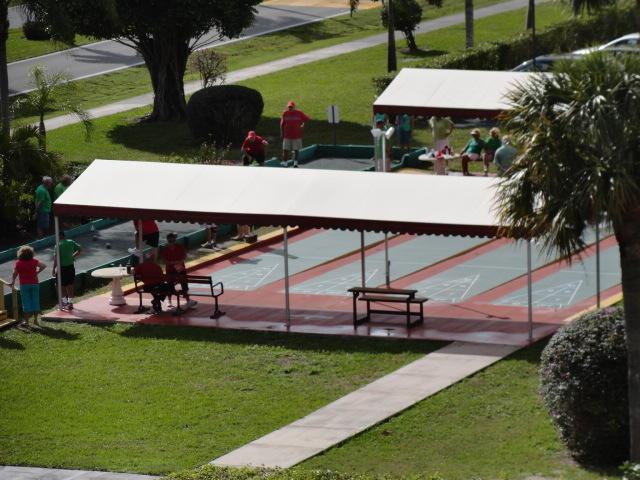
526, 0, 536, 70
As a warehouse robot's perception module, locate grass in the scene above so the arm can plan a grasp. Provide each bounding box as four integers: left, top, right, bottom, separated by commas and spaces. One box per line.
11, 0, 508, 123
301, 341, 619, 480
7, 28, 94, 63
45, 2, 573, 172
0, 322, 444, 474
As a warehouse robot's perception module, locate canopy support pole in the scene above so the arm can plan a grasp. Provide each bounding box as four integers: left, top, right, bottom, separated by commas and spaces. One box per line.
360, 231, 366, 287
596, 220, 601, 308
283, 227, 291, 328
54, 216, 63, 311
137, 219, 144, 254
527, 239, 533, 343
384, 233, 390, 287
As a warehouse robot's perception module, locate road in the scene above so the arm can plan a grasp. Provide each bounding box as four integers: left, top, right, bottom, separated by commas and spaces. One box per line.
7, 3, 349, 95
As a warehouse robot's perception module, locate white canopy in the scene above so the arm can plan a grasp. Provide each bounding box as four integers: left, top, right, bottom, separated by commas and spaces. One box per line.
373, 68, 534, 118
54, 159, 504, 237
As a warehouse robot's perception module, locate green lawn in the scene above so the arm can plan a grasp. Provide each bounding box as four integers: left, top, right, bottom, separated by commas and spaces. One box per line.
0, 322, 444, 474
11, 0, 509, 124
45, 2, 572, 170
7, 28, 94, 63
301, 341, 619, 480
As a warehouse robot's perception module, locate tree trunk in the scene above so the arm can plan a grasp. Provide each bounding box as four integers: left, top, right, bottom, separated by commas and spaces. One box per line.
405, 30, 418, 52
616, 208, 640, 462
387, 0, 397, 72
38, 114, 46, 151
464, 0, 474, 49
0, 1, 10, 133
137, 37, 190, 122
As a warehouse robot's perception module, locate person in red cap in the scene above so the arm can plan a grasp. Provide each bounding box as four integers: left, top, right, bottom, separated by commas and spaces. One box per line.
280, 100, 310, 168
241, 130, 268, 166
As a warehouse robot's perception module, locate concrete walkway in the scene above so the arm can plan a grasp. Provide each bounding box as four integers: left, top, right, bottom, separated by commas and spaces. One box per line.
0, 466, 156, 480
212, 341, 519, 468
44, 0, 539, 133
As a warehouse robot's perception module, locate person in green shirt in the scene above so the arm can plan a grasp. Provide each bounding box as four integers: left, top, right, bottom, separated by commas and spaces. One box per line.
54, 174, 73, 200
396, 113, 413, 152
460, 129, 485, 176
52, 230, 82, 309
482, 128, 502, 177
33, 176, 53, 238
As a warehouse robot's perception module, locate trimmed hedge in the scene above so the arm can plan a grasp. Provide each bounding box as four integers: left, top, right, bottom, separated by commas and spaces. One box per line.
186, 85, 264, 146
163, 466, 444, 480
372, 5, 638, 86
540, 307, 628, 466
22, 20, 52, 41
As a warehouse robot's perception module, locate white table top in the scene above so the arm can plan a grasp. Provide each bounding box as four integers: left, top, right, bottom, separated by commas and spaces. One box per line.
91, 266, 131, 279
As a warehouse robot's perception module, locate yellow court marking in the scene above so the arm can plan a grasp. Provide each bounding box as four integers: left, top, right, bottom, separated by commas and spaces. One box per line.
562, 292, 623, 323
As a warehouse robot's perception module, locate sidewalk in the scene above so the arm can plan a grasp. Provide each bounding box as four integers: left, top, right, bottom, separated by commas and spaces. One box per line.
44, 0, 539, 133
212, 341, 519, 468
0, 466, 156, 480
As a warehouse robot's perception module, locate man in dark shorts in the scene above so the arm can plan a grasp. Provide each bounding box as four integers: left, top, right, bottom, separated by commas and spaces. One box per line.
241, 131, 268, 166
161, 232, 197, 308
52, 230, 82, 309
133, 220, 159, 260
134, 254, 173, 313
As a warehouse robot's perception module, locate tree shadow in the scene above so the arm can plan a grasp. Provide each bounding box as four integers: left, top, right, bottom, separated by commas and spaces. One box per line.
0, 336, 25, 350
400, 48, 447, 60
106, 116, 373, 159
106, 120, 197, 158
118, 323, 445, 355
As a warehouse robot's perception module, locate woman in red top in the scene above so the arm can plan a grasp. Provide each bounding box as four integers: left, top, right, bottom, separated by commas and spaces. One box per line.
10, 246, 46, 327
161, 232, 197, 309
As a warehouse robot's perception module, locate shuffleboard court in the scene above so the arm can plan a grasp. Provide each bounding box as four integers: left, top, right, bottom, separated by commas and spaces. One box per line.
195, 230, 384, 291
301, 158, 375, 171
0, 221, 200, 280
492, 246, 620, 308
289, 235, 488, 296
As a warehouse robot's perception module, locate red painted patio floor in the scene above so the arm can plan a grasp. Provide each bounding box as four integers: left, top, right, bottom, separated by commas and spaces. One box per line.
44, 235, 622, 347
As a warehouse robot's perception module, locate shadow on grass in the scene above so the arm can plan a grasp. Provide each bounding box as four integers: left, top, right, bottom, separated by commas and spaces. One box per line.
105, 117, 372, 159
267, 14, 379, 44
400, 48, 447, 60
35, 325, 81, 341
0, 335, 25, 350
107, 120, 197, 158
118, 322, 445, 355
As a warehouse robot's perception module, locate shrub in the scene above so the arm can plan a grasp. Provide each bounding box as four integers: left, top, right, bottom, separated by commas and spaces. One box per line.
163, 466, 445, 480
540, 307, 628, 466
22, 20, 52, 41
186, 85, 264, 146
371, 4, 638, 88
188, 49, 228, 88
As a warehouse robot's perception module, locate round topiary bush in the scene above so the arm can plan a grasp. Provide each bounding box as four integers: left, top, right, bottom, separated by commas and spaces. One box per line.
22, 20, 52, 41
186, 85, 264, 146
540, 307, 628, 466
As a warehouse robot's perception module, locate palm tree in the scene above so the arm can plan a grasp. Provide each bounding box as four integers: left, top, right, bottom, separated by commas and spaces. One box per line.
0, 124, 59, 230
464, 0, 473, 48
495, 52, 640, 462
349, 0, 397, 72
12, 65, 92, 151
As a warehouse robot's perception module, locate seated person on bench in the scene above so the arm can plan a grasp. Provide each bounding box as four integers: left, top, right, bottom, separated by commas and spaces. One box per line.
135, 254, 174, 313
161, 232, 197, 309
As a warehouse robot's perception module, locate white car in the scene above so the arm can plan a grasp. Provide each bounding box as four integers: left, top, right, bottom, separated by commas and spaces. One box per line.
574, 32, 639, 55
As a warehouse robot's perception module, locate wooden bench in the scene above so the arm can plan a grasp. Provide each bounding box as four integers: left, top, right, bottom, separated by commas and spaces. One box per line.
347, 286, 427, 328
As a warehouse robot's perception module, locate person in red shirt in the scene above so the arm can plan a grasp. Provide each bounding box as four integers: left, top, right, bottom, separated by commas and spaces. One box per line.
133, 220, 159, 260
161, 232, 197, 308
280, 100, 310, 168
134, 254, 172, 313
9, 246, 46, 327
241, 131, 268, 166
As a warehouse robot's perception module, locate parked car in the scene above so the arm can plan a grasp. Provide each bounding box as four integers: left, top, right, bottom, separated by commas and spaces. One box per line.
511, 53, 582, 72
573, 32, 639, 55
